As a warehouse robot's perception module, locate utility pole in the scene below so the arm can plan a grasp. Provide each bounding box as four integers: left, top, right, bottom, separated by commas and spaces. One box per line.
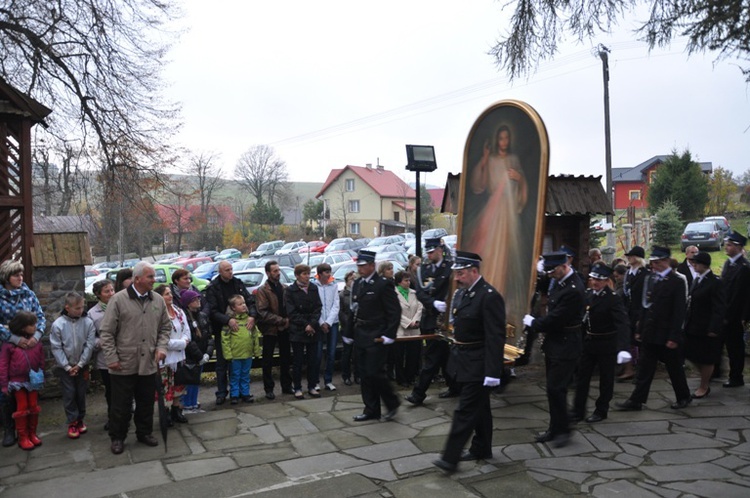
598, 44, 613, 223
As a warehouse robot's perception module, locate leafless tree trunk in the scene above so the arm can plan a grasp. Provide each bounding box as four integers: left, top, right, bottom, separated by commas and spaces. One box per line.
235, 145, 289, 207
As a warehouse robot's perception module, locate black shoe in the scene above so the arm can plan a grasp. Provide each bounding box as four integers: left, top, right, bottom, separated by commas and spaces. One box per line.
723, 379, 744, 388
383, 406, 399, 421
615, 399, 642, 411
215, 396, 226, 406
230, 398, 239, 405
514, 354, 530, 366
585, 412, 607, 423
242, 395, 254, 403
136, 434, 159, 447
535, 431, 555, 443
433, 458, 457, 474
691, 387, 711, 399
405, 393, 425, 406
171, 406, 188, 424
354, 377, 361, 385
353, 413, 379, 422
458, 450, 492, 461
110, 439, 125, 454
552, 432, 571, 448
671, 398, 692, 409
438, 390, 460, 399
343, 378, 352, 386
265, 391, 276, 400
282, 388, 295, 395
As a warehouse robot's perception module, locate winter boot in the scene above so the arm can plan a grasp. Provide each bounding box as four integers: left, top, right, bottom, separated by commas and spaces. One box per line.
13, 411, 34, 451
28, 407, 42, 446
170, 405, 188, 424
1, 400, 17, 447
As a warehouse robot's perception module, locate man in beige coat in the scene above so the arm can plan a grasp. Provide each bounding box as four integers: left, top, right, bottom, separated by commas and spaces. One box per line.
100, 262, 171, 455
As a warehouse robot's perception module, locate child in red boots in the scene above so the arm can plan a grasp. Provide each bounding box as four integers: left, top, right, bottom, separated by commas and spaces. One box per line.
0, 311, 45, 450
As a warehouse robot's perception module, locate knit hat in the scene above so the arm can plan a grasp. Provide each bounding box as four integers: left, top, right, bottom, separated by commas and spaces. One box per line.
180, 289, 202, 307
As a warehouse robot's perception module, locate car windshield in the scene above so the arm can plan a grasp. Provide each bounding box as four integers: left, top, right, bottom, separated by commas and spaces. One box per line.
195, 262, 215, 273
308, 255, 325, 266
333, 263, 357, 281
236, 272, 263, 287
686, 223, 714, 232
256, 243, 269, 251
368, 238, 388, 247
280, 242, 296, 250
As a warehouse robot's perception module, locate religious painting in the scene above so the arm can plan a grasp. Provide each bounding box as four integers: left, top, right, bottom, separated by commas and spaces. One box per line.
457, 100, 549, 330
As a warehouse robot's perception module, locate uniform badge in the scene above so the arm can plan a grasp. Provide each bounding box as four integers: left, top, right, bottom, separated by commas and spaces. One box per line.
469, 291, 475, 298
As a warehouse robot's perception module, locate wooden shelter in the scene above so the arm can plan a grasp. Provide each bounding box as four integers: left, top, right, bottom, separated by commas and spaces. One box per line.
0, 78, 52, 287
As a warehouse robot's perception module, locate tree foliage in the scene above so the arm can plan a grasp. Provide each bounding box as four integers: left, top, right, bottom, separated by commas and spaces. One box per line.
705, 166, 736, 215
491, 0, 750, 81
647, 150, 708, 220
653, 199, 683, 247
302, 199, 324, 228
235, 145, 289, 207
250, 199, 283, 229
419, 184, 435, 229
0, 0, 181, 171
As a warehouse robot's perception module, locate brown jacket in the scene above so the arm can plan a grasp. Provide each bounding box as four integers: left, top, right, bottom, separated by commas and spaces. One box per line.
99, 286, 171, 376
255, 281, 288, 336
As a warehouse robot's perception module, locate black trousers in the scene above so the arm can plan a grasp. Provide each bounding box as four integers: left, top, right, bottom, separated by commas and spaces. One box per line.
573, 349, 616, 417
262, 332, 292, 393
413, 338, 454, 397
99, 368, 112, 413
356, 343, 399, 416
544, 355, 578, 436
629, 342, 690, 404
394, 340, 421, 384
291, 341, 319, 392
724, 320, 745, 381
108, 373, 155, 441
213, 333, 229, 398
441, 381, 493, 464
341, 342, 359, 380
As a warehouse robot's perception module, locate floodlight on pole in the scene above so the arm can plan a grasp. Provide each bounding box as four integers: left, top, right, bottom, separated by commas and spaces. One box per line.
405, 145, 437, 258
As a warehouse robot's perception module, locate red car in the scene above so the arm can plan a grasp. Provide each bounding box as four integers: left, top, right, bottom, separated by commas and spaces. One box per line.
298, 241, 328, 253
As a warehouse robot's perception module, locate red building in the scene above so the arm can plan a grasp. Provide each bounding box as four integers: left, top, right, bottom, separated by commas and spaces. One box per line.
612, 155, 712, 210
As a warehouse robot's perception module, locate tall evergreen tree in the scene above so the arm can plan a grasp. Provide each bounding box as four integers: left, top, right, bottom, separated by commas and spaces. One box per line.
647, 150, 708, 220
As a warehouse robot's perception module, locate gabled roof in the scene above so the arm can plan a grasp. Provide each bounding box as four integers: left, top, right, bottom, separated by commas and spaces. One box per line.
392, 200, 415, 211
316, 165, 416, 199
0, 77, 52, 124
427, 188, 444, 209
612, 155, 712, 182
34, 215, 97, 234
155, 204, 238, 234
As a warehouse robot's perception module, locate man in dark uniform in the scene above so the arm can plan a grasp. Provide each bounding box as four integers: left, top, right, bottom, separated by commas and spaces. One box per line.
343, 249, 401, 422
620, 245, 649, 381
616, 246, 691, 411
570, 263, 631, 423
405, 238, 457, 405
523, 251, 585, 448
433, 251, 505, 474
676, 245, 699, 289
718, 232, 750, 388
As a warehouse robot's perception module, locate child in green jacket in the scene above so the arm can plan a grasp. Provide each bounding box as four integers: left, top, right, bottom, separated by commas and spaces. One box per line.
222, 295, 262, 404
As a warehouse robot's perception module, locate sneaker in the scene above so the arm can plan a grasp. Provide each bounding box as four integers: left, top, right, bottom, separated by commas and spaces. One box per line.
325, 382, 336, 391
76, 420, 88, 434
68, 423, 80, 439
313, 385, 320, 392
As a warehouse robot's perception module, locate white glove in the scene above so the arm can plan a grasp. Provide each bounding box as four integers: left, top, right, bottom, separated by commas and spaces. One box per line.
342, 336, 354, 345
537, 258, 545, 273
199, 354, 210, 365
617, 351, 632, 364
523, 314, 535, 328
434, 301, 447, 313
381, 336, 395, 345
483, 377, 501, 387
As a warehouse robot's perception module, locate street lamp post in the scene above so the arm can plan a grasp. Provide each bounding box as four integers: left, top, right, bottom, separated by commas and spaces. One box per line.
405, 145, 437, 258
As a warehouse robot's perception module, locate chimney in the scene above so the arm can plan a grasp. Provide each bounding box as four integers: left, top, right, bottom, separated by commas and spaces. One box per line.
376, 164, 384, 171
365, 163, 372, 170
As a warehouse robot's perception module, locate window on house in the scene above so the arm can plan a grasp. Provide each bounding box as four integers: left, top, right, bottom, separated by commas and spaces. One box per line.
345, 179, 355, 191
349, 222, 360, 235
629, 190, 641, 200
349, 200, 360, 213
394, 212, 399, 222
648, 170, 656, 184
208, 215, 218, 225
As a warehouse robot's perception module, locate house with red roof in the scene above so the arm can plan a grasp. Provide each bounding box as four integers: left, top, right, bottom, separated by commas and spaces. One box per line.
316, 164, 416, 237
155, 204, 238, 249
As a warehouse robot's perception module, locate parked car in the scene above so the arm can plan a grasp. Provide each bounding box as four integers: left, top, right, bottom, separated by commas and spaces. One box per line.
367, 235, 406, 249
249, 240, 284, 259
327, 237, 353, 247
121, 258, 141, 268
173, 256, 214, 273
703, 216, 731, 239
298, 240, 328, 253
325, 240, 361, 253
232, 259, 266, 272
84, 267, 100, 278
195, 250, 219, 260
234, 268, 293, 294
214, 248, 242, 261
308, 252, 357, 276
260, 252, 303, 268
279, 266, 295, 282
193, 261, 221, 281
275, 241, 307, 255
91, 261, 121, 270
681, 221, 723, 251
375, 251, 408, 266
151, 264, 209, 291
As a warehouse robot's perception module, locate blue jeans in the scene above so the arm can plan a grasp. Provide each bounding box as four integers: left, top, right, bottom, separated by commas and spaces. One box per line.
182, 365, 203, 407
317, 323, 339, 385
229, 358, 252, 398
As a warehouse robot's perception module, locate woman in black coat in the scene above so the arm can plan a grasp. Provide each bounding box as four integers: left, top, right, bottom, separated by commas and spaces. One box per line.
285, 264, 322, 400
620, 247, 649, 381
683, 252, 725, 399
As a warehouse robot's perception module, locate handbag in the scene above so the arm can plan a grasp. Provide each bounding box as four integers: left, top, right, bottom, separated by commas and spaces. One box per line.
23, 350, 45, 390
174, 361, 201, 385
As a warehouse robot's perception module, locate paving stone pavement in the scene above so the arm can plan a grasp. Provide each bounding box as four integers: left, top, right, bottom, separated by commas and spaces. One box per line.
1, 361, 749, 497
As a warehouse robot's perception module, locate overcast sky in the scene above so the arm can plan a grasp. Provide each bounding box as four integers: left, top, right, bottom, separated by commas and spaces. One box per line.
164, 1, 750, 187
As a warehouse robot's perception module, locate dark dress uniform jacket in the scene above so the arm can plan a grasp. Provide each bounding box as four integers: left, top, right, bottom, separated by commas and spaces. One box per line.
446, 278, 506, 382
347, 275, 400, 348
623, 267, 648, 331
685, 272, 725, 337
533, 272, 585, 360
415, 260, 452, 331
721, 256, 750, 324
584, 287, 630, 354
638, 271, 687, 346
